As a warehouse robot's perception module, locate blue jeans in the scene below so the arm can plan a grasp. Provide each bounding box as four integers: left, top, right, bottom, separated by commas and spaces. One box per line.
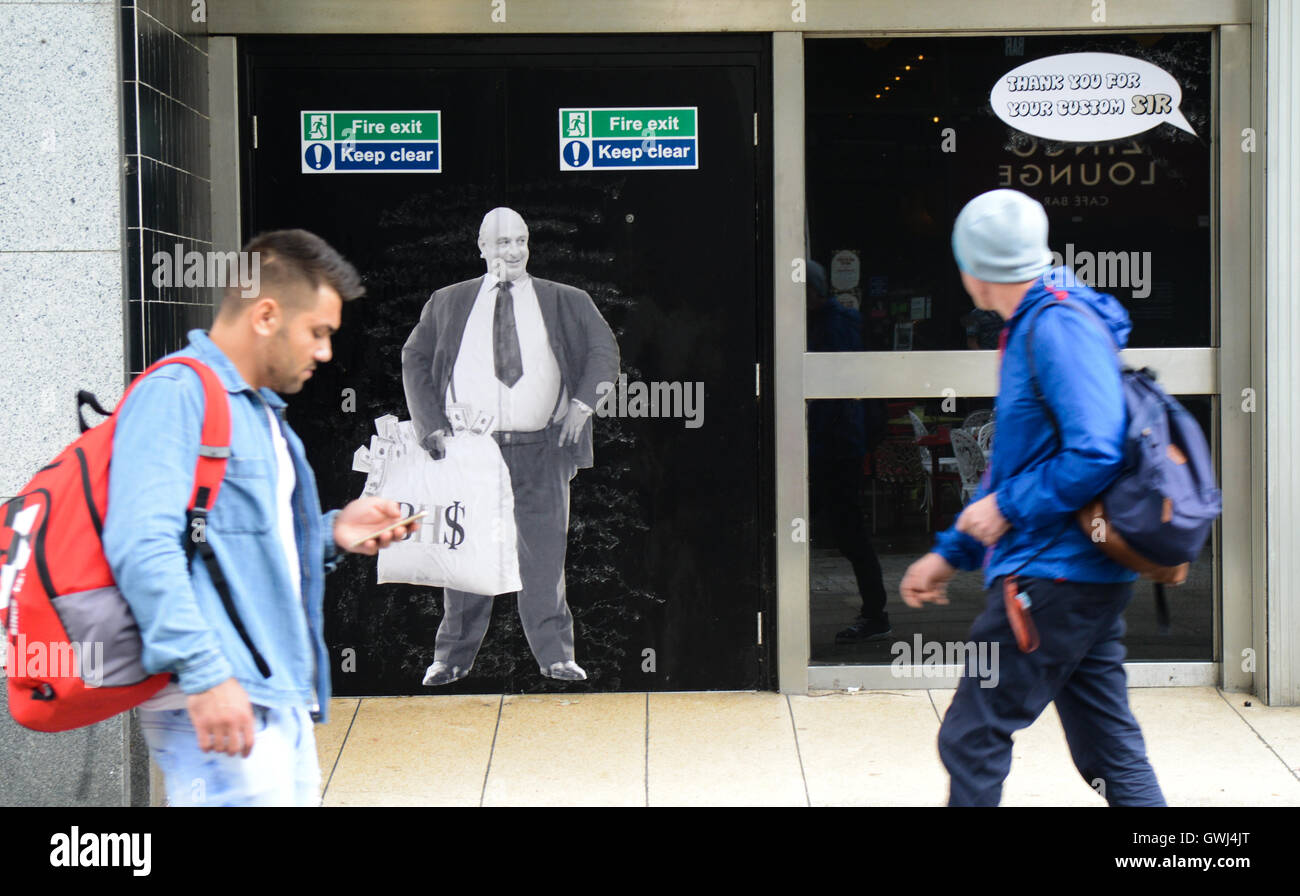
139, 704, 321, 806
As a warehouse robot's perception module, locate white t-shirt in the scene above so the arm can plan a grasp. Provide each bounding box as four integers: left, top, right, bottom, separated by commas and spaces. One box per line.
139, 405, 300, 711
266, 405, 302, 599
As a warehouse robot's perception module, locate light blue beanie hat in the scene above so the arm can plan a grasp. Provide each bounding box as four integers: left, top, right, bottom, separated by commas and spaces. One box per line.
951, 189, 1053, 283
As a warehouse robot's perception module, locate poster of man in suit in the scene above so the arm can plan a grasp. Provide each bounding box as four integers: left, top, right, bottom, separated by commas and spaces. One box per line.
401, 207, 619, 685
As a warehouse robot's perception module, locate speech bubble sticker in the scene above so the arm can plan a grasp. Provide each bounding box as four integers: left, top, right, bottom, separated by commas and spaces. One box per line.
990, 52, 1196, 143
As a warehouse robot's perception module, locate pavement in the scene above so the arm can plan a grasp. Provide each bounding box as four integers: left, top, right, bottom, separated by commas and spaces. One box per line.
313, 687, 1300, 806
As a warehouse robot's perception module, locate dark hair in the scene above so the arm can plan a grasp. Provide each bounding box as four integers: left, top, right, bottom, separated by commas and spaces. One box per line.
219, 229, 364, 318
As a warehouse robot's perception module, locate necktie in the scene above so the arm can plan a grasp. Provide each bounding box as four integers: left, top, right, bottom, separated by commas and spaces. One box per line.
493, 279, 523, 387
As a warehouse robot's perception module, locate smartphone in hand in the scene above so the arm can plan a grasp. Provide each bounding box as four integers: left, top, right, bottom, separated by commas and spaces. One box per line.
347, 511, 426, 551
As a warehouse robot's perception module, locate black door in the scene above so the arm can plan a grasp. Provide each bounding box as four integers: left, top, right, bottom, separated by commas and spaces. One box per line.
241, 34, 773, 694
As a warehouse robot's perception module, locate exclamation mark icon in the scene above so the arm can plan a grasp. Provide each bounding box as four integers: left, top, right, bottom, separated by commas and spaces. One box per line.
312, 145, 323, 168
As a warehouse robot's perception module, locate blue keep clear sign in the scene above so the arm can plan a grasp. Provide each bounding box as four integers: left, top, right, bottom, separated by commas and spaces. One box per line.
559, 107, 699, 171
301, 111, 441, 174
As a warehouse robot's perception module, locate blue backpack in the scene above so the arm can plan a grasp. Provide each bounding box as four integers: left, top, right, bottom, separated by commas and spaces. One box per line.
1027, 298, 1222, 628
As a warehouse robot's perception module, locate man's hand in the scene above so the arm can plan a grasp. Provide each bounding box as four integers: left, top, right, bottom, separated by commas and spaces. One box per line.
557, 400, 590, 447
956, 493, 1010, 546
334, 498, 421, 556
422, 430, 446, 461
900, 552, 957, 608
186, 678, 256, 757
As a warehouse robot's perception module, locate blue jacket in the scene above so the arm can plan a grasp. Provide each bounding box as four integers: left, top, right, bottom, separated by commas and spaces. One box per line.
103, 330, 341, 722
933, 269, 1138, 586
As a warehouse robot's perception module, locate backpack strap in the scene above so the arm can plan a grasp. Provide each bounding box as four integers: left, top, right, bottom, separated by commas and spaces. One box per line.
119, 357, 233, 512
119, 357, 272, 680
1024, 295, 1119, 447
1010, 295, 1120, 577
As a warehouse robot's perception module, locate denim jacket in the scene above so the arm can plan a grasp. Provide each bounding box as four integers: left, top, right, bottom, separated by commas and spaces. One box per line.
103, 330, 341, 723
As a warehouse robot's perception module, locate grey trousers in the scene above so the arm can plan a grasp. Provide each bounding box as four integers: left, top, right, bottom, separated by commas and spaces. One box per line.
433, 432, 578, 671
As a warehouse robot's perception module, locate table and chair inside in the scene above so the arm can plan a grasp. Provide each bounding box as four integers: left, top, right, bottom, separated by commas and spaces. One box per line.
866, 402, 995, 532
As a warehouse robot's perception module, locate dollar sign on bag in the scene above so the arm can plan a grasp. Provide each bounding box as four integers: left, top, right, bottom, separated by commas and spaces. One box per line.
443, 501, 465, 551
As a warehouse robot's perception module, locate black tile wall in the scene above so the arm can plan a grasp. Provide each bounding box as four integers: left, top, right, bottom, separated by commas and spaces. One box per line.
127, 299, 144, 373
123, 158, 139, 229
139, 229, 218, 303
136, 7, 207, 116
139, 0, 205, 44
121, 1, 211, 366
119, 4, 137, 83
144, 302, 215, 363
137, 158, 210, 240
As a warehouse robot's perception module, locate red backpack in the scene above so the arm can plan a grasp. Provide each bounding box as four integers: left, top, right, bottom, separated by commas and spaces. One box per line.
0, 357, 244, 731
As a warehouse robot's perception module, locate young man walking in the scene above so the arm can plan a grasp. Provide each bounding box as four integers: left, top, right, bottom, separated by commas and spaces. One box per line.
104, 230, 417, 806
901, 189, 1165, 807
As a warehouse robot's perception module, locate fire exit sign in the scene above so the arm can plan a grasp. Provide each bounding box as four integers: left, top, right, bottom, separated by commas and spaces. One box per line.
558, 107, 699, 171
300, 111, 441, 173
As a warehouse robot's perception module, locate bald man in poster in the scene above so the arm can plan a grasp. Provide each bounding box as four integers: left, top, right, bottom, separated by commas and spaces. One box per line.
402, 208, 619, 684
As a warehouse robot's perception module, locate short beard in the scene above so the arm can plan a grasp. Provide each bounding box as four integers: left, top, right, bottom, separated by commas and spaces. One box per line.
266, 325, 303, 394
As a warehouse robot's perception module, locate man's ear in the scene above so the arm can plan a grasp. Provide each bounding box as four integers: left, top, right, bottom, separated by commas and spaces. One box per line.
249, 296, 283, 336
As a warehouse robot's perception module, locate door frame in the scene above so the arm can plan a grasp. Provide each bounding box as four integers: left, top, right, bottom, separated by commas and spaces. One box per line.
220, 32, 778, 691
778, 25, 1260, 695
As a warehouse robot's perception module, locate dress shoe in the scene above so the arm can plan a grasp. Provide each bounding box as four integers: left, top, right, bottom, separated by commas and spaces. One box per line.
422, 660, 470, 686
540, 660, 587, 681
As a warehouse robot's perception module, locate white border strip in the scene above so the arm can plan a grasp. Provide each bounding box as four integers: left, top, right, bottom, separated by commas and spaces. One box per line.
809, 662, 1220, 690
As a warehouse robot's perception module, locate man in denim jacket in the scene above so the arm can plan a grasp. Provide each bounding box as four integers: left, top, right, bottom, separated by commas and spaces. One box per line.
103, 230, 418, 806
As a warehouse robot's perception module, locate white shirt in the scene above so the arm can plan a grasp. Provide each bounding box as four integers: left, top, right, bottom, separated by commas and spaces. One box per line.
265, 405, 302, 600
447, 273, 564, 433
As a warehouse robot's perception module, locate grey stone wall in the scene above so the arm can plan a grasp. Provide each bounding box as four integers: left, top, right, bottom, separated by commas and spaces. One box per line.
0, 0, 133, 807
0, 0, 210, 807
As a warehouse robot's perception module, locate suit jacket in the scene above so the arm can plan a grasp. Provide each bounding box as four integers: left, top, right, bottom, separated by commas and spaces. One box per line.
401, 275, 619, 469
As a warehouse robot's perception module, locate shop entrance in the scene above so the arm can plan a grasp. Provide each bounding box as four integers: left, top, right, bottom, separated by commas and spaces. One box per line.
802, 33, 1219, 679
239, 35, 774, 694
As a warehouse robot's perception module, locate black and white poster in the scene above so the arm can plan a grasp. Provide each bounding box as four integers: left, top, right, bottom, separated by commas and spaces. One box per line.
243, 34, 772, 694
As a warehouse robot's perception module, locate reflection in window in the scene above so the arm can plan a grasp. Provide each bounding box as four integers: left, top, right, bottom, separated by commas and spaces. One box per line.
805, 33, 1212, 352
808, 396, 1215, 664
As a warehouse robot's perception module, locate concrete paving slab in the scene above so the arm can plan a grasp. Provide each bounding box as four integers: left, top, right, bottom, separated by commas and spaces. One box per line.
791, 690, 948, 806
1224, 691, 1300, 777
315, 698, 359, 797
1131, 688, 1300, 806
648, 692, 806, 806
482, 693, 645, 807
324, 695, 499, 807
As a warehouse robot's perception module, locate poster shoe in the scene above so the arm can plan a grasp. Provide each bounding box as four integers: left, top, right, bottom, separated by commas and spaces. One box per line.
541, 660, 588, 681
423, 661, 470, 686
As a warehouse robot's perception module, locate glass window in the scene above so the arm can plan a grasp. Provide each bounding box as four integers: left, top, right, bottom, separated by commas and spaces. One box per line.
805, 33, 1213, 352
807, 395, 1215, 665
